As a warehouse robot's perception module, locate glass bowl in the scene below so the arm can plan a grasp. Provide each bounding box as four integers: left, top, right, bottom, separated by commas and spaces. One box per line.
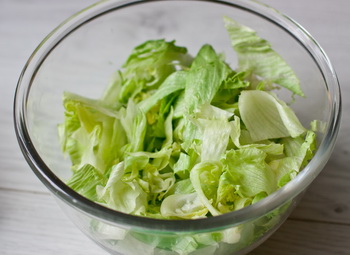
14, 0, 341, 254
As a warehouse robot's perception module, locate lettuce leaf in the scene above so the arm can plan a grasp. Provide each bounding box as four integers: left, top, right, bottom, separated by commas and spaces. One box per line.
196, 119, 232, 162
67, 164, 107, 201
120, 100, 147, 153
270, 131, 316, 187
96, 161, 148, 215
190, 161, 223, 216
160, 192, 208, 219
138, 71, 187, 113
238, 90, 306, 141
224, 16, 304, 96
182, 44, 234, 114
222, 148, 277, 197
59, 92, 126, 173
101, 39, 192, 107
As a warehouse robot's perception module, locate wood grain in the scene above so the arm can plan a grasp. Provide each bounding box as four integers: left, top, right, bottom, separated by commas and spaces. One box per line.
291, 159, 350, 224
0, 189, 104, 255
251, 219, 350, 255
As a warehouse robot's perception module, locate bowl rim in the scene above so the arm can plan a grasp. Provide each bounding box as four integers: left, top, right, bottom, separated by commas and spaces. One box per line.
13, 0, 342, 232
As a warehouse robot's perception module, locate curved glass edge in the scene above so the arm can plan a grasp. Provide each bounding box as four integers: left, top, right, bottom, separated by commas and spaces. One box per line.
55, 192, 302, 255
13, 0, 342, 232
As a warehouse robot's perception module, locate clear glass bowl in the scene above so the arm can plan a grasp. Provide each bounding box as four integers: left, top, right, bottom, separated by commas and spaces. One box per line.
14, 0, 341, 254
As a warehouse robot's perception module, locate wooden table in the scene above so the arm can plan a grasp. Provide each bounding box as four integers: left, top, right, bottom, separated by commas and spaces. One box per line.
1, 0, 349, 254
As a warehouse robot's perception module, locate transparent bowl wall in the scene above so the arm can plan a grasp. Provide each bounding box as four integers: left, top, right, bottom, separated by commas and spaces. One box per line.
14, 0, 341, 255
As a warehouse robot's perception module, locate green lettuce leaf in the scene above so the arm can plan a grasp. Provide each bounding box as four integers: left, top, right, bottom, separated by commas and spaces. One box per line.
222, 148, 277, 197
182, 44, 234, 114
120, 100, 147, 153
101, 39, 192, 107
238, 90, 306, 141
195, 118, 232, 162
166, 178, 195, 196
190, 161, 223, 216
143, 95, 176, 152
270, 131, 317, 187
224, 16, 304, 96
67, 164, 107, 201
59, 92, 126, 173
173, 152, 191, 179
97, 161, 148, 215
216, 171, 240, 213
138, 71, 187, 113
160, 192, 208, 219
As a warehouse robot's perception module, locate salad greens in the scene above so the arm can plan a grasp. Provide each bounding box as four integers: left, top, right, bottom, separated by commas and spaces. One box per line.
59, 17, 316, 221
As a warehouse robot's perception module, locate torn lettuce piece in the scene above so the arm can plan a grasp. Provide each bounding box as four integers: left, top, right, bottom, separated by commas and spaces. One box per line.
282, 130, 316, 168
160, 192, 208, 219
194, 118, 232, 162
211, 71, 250, 109
182, 44, 234, 115
67, 164, 107, 201
238, 90, 306, 142
123, 147, 172, 182
224, 16, 304, 96
179, 103, 234, 162
166, 179, 195, 196
270, 131, 316, 187
173, 152, 191, 179
190, 161, 223, 216
101, 39, 192, 107
195, 103, 234, 120
97, 162, 148, 215
120, 100, 147, 153
138, 71, 187, 113
216, 171, 240, 213
58, 92, 126, 173
222, 148, 277, 197
143, 95, 176, 152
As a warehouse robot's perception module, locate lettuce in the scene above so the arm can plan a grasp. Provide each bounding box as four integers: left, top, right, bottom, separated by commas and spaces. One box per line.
223, 16, 304, 96
101, 39, 192, 108
58, 92, 126, 173
160, 192, 208, 219
67, 164, 107, 201
238, 90, 306, 142
96, 162, 148, 215
222, 148, 277, 197
59, 16, 317, 255
181, 44, 233, 114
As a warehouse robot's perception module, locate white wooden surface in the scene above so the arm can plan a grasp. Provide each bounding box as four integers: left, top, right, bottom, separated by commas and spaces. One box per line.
1, 0, 349, 254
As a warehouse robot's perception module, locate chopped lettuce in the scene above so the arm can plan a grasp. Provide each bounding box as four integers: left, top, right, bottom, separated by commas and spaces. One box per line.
59, 16, 317, 255
238, 90, 306, 142
181, 44, 233, 115
222, 148, 277, 197
160, 192, 208, 219
101, 39, 192, 108
67, 164, 106, 201
223, 16, 304, 97
58, 91, 126, 173
96, 161, 148, 215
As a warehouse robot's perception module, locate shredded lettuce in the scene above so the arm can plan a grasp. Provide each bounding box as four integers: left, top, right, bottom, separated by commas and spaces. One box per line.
59, 16, 317, 255
223, 16, 304, 97
67, 164, 107, 201
238, 90, 306, 142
